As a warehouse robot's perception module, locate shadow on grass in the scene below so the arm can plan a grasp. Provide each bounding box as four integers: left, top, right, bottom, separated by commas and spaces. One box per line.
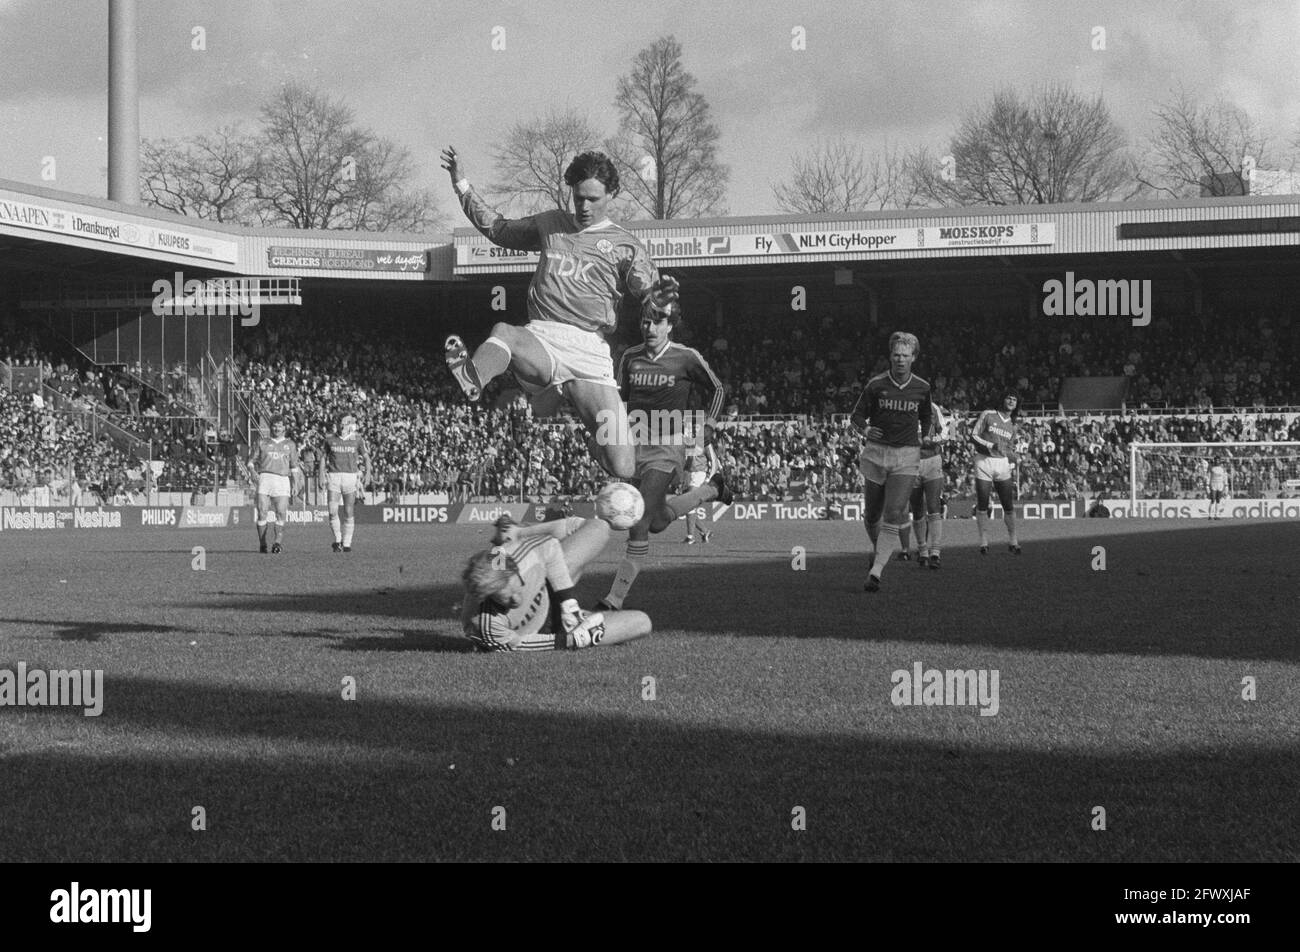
329, 629, 473, 653
1, 674, 1294, 862
198, 521, 1300, 663
0, 619, 180, 643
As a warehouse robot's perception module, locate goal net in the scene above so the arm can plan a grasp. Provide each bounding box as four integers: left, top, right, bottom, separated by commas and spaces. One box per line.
1129, 442, 1300, 512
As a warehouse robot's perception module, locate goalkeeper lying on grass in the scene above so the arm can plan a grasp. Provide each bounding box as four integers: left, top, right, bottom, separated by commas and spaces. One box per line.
460, 514, 651, 652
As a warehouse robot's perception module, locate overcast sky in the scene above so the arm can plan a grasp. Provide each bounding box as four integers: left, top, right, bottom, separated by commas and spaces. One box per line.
2, 0, 1297, 225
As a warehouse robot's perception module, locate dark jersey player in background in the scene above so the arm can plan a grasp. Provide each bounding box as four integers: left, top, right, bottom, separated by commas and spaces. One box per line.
899, 402, 949, 568
970, 390, 1021, 554
850, 331, 932, 591
601, 299, 731, 610
318, 414, 370, 553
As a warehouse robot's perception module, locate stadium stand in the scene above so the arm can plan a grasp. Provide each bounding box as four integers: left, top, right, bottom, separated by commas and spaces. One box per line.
5, 305, 1298, 503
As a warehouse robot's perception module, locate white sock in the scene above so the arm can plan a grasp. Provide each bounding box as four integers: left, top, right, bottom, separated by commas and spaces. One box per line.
342, 517, 355, 546
330, 513, 342, 543
871, 524, 899, 576
926, 512, 943, 557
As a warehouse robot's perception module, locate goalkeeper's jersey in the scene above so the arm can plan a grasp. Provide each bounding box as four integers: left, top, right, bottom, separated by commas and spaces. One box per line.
461, 536, 574, 641
459, 188, 660, 334
250, 437, 299, 476
324, 434, 368, 474
1209, 465, 1228, 490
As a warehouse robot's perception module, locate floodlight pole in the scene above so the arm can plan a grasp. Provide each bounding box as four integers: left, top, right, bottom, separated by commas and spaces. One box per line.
107, 0, 140, 204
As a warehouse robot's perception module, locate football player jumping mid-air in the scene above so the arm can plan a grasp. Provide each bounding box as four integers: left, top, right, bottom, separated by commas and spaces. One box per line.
440, 146, 680, 480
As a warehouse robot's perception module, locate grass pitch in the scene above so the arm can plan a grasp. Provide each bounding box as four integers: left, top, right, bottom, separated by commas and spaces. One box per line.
1, 516, 1297, 862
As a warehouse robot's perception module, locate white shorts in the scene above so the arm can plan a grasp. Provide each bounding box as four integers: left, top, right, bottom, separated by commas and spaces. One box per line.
917, 454, 944, 484
858, 442, 921, 485
257, 473, 292, 498
518, 321, 616, 394
974, 455, 1014, 483
328, 472, 361, 496
686, 470, 708, 489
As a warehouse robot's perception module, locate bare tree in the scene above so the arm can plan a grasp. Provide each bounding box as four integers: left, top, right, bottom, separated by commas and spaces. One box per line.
773, 139, 921, 213
1139, 88, 1282, 197
139, 85, 441, 232
140, 124, 261, 224
489, 110, 604, 214
607, 35, 729, 219
911, 84, 1141, 206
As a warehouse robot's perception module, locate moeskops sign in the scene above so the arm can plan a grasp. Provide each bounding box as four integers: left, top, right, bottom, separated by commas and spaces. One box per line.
0, 196, 238, 264
455, 223, 1057, 266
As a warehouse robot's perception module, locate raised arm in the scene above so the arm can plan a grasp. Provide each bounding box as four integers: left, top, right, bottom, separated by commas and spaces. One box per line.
440, 146, 542, 251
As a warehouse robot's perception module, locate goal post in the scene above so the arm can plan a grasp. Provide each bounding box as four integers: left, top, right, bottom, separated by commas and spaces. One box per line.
1129, 442, 1300, 507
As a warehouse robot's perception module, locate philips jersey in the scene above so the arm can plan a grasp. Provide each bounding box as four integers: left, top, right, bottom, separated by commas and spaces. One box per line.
1209, 465, 1228, 490
460, 189, 660, 334
850, 372, 932, 447
618, 342, 725, 438
461, 536, 575, 646
250, 437, 299, 476
971, 410, 1015, 458
324, 435, 369, 475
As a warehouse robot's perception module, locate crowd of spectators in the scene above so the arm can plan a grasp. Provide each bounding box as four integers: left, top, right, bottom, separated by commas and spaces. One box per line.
0, 323, 213, 497
5, 302, 1299, 502
695, 305, 1298, 415
241, 312, 608, 499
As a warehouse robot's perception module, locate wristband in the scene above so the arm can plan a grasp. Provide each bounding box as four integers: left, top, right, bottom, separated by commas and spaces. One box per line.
454, 178, 470, 196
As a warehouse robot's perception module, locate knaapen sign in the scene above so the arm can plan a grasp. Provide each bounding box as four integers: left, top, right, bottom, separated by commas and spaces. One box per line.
0, 195, 238, 263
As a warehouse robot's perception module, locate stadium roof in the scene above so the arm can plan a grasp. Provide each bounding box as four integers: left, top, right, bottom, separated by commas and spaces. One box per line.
2, 175, 1297, 286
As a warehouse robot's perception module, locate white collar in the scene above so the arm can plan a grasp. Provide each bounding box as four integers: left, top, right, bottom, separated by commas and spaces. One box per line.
571, 214, 613, 233
889, 371, 913, 389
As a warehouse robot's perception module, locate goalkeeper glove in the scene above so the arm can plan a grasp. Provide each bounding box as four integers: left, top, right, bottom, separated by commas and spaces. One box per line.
559, 599, 605, 649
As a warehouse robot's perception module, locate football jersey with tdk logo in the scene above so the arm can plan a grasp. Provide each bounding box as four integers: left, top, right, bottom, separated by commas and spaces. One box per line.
460, 190, 659, 334
850, 371, 932, 447
251, 437, 299, 476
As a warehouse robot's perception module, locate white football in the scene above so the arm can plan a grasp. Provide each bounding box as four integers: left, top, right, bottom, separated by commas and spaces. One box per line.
596, 481, 645, 530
